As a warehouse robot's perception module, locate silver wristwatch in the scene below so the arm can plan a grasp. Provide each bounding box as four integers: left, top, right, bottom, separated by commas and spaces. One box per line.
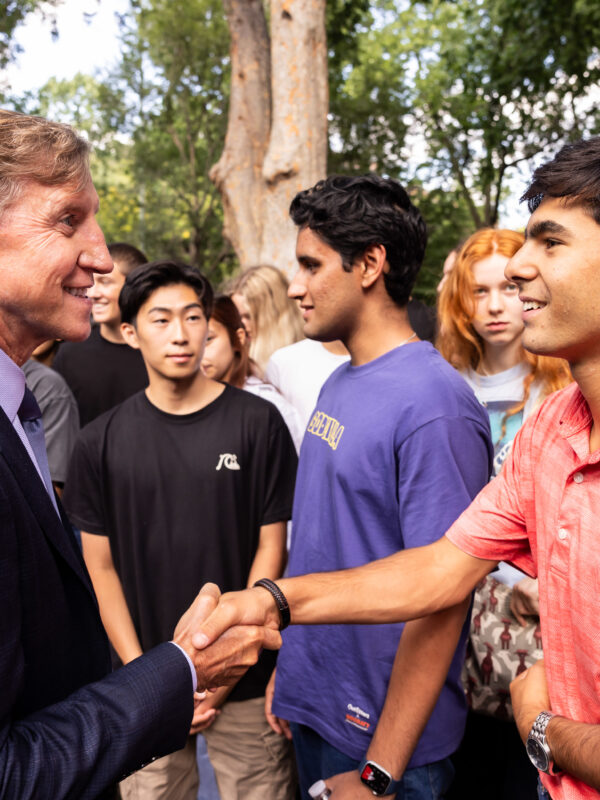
526, 711, 561, 775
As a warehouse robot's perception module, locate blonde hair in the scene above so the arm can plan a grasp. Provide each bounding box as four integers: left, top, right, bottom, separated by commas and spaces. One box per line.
0, 110, 91, 216
437, 228, 571, 431
227, 265, 304, 371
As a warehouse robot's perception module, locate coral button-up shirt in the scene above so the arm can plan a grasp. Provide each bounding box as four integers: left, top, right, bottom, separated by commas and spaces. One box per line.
447, 381, 600, 800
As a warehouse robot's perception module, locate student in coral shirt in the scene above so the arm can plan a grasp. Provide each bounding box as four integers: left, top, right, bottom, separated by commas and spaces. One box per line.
195, 139, 600, 800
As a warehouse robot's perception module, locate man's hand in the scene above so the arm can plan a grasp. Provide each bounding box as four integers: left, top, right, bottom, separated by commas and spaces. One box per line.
325, 770, 396, 799
173, 583, 282, 690
510, 577, 540, 626
190, 690, 219, 734
265, 668, 292, 739
189, 685, 233, 734
192, 586, 281, 650
510, 658, 550, 742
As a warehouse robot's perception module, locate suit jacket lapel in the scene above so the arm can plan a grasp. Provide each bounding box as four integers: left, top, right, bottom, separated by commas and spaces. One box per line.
0, 408, 95, 596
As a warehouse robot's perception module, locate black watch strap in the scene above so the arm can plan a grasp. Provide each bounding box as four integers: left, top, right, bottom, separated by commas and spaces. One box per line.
253, 578, 291, 630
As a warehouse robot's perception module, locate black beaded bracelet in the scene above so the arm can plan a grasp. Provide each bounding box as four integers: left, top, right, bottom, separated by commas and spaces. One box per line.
253, 578, 291, 630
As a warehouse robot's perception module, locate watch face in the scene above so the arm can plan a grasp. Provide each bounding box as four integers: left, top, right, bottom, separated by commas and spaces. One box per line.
526, 737, 550, 772
360, 762, 391, 795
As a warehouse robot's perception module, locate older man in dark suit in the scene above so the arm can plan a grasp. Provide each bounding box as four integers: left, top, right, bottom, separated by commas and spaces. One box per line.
0, 109, 280, 799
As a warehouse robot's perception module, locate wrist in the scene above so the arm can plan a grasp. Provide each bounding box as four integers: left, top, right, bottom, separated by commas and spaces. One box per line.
526, 711, 562, 775
358, 758, 401, 796
252, 579, 290, 629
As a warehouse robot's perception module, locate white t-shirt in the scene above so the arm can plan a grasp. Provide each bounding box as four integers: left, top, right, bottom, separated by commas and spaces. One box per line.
243, 375, 304, 454
265, 339, 350, 432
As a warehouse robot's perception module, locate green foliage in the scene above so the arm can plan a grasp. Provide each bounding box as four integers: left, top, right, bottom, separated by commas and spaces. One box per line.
329, 0, 600, 301
410, 185, 476, 303
5, 0, 600, 301
104, 0, 234, 282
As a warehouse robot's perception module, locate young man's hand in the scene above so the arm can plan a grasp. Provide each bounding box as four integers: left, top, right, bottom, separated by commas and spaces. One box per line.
264, 668, 292, 739
325, 770, 396, 798
510, 658, 550, 742
192, 585, 281, 650
173, 583, 281, 689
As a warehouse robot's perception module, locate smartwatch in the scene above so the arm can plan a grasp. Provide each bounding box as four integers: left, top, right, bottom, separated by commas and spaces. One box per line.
526, 711, 561, 775
358, 759, 400, 796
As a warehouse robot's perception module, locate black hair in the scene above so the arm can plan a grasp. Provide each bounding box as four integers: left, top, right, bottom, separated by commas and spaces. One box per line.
521, 136, 600, 225
289, 174, 427, 307
107, 242, 148, 275
119, 259, 213, 324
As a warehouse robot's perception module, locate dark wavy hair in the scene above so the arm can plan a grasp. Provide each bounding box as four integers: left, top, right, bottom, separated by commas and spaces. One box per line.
119, 259, 213, 324
521, 136, 600, 224
289, 174, 427, 307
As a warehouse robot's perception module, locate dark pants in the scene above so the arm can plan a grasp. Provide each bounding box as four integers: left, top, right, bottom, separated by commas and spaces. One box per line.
290, 722, 455, 800
447, 710, 538, 800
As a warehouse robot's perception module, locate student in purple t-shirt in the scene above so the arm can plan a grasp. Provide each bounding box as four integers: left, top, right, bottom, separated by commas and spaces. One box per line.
264, 175, 493, 799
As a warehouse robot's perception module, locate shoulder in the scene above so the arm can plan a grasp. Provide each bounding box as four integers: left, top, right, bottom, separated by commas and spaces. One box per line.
53, 329, 99, 367
24, 360, 72, 397
523, 380, 580, 433
77, 392, 144, 445
225, 382, 285, 422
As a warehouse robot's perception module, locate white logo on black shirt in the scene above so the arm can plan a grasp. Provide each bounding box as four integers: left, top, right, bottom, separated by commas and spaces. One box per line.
216, 453, 241, 471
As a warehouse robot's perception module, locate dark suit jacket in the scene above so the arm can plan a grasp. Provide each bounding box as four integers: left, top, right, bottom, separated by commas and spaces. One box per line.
0, 408, 193, 798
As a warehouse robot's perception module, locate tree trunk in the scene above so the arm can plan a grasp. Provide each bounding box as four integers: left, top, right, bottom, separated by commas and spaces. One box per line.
211, 0, 328, 276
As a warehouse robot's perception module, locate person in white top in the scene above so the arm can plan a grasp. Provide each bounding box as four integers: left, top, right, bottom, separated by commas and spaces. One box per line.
265, 339, 350, 431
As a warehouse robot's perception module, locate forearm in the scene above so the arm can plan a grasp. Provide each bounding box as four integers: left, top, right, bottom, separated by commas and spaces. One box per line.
247, 521, 287, 587
88, 565, 142, 664
276, 538, 492, 626
196, 538, 495, 649
366, 598, 471, 777
546, 717, 600, 790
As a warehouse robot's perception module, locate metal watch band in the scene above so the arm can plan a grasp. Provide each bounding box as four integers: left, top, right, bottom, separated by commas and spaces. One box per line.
528, 711, 562, 775
253, 578, 291, 630
531, 710, 554, 738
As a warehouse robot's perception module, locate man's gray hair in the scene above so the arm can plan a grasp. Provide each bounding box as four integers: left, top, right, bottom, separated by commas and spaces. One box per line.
0, 110, 91, 217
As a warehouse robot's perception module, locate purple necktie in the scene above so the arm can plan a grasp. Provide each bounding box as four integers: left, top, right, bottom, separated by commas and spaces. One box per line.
18, 387, 59, 514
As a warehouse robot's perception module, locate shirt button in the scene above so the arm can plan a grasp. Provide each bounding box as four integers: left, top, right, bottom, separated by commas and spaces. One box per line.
573, 472, 584, 483
558, 528, 568, 540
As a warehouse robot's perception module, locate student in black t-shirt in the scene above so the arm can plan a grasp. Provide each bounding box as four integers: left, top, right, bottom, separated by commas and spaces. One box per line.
63, 260, 298, 800
53, 242, 149, 426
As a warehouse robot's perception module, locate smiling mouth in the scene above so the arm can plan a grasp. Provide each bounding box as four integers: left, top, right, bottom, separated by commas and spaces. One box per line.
64, 287, 90, 298
522, 300, 546, 311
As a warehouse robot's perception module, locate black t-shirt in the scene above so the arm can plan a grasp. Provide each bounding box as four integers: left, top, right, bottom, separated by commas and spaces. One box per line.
63, 385, 297, 700
53, 326, 149, 426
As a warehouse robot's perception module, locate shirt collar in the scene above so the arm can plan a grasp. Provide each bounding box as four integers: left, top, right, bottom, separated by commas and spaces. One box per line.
558, 384, 592, 437
0, 348, 26, 424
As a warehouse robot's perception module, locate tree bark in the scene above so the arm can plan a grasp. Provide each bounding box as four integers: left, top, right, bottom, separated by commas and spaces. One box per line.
211, 0, 328, 276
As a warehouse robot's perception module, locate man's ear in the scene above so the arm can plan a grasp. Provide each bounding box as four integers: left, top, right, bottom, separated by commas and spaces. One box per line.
120, 322, 140, 350
360, 244, 387, 289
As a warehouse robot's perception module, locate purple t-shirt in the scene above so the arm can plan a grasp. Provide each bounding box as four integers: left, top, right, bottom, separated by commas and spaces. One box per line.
273, 342, 492, 765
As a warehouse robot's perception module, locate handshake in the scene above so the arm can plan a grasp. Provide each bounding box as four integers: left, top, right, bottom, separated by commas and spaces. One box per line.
172, 581, 284, 690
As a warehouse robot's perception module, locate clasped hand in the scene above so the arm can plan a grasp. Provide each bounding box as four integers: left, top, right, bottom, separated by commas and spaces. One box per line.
173, 583, 281, 691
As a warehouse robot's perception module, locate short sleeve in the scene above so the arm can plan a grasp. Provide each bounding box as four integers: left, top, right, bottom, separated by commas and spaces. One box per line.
260, 407, 298, 526
37, 376, 80, 484
446, 421, 536, 576
264, 355, 281, 392
398, 415, 492, 550
62, 426, 108, 536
